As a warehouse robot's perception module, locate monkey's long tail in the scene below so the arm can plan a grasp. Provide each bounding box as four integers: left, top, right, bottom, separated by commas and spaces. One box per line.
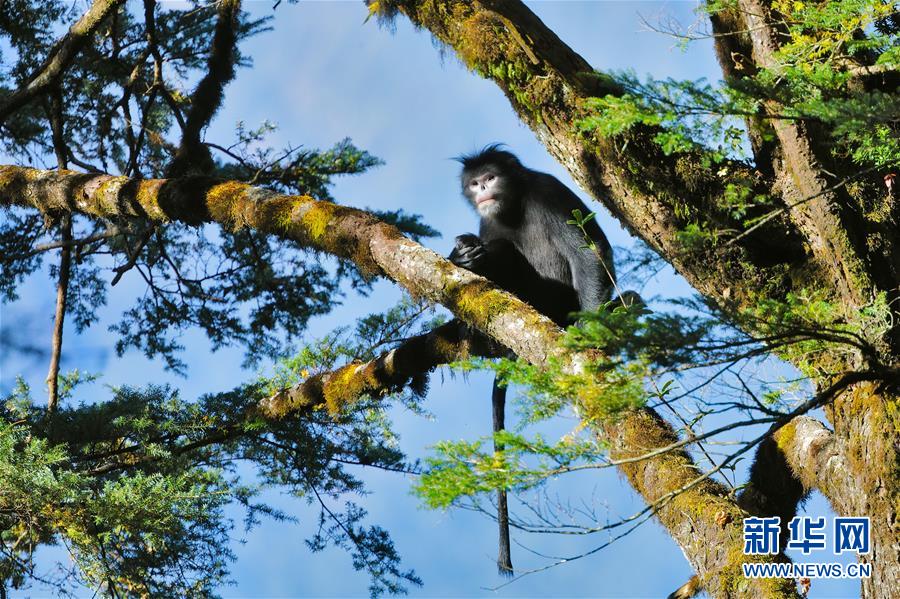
492, 377, 514, 577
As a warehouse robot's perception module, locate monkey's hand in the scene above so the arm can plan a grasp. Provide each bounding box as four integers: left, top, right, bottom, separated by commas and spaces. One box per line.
449, 234, 490, 274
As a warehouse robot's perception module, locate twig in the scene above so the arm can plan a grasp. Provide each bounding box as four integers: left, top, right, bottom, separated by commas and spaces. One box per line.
45, 88, 72, 413
110, 227, 154, 286
725, 142, 899, 248
25, 230, 117, 258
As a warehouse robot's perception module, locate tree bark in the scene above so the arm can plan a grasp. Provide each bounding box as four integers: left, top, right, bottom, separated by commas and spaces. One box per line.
707, 5, 900, 595
732, 0, 875, 310
825, 385, 900, 598
773, 393, 900, 599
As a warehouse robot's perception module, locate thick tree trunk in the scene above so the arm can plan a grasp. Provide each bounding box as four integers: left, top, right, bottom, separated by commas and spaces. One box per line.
826, 384, 900, 598
707, 4, 900, 595
771, 406, 900, 598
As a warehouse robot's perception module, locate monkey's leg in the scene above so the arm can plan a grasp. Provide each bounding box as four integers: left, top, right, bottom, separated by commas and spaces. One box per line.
492, 377, 514, 577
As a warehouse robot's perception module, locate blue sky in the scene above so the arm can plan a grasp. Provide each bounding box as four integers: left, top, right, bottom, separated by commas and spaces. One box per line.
1, 1, 862, 597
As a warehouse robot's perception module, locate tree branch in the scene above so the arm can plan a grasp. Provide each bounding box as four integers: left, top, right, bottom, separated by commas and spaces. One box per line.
259, 320, 491, 418
0, 164, 796, 597
166, 0, 242, 177
45, 88, 72, 413
24, 230, 116, 258
724, 1, 877, 309
0, 0, 126, 124
705, 4, 778, 176
770, 416, 846, 496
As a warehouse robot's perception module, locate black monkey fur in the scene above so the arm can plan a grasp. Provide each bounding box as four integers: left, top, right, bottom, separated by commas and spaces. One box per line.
450, 145, 615, 326
449, 145, 616, 576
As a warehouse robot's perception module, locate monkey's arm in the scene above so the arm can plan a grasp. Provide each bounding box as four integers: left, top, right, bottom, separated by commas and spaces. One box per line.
450, 234, 577, 324
570, 247, 612, 313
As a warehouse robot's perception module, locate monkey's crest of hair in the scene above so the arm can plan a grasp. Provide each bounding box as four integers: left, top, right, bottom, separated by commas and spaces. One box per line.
456, 143, 523, 173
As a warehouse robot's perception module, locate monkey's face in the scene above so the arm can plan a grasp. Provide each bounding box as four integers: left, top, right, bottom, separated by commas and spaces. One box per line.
462, 167, 511, 219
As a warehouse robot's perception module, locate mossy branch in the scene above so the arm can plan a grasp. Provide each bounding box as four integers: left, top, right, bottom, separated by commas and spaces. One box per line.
0, 0, 127, 124
166, 0, 242, 177
0, 164, 797, 598
771, 416, 846, 498
713, 1, 874, 309
258, 320, 492, 418
0, 165, 560, 361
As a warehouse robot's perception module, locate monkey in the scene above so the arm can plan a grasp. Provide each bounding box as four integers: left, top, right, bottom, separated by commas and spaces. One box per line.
449, 145, 617, 576
450, 146, 616, 322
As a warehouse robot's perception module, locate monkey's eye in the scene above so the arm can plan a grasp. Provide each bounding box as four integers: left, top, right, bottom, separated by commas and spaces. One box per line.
486, 174, 495, 182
